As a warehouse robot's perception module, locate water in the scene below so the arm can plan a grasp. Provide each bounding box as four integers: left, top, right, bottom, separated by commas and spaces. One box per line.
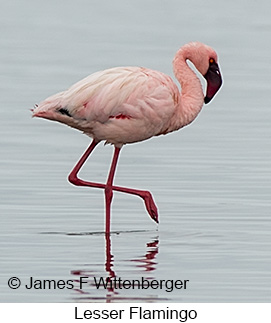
1, 0, 271, 302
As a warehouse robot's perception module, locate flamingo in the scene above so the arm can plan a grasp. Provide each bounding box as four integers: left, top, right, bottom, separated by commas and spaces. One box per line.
32, 42, 222, 233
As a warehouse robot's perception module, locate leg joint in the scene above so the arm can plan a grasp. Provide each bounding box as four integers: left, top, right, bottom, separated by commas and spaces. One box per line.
68, 173, 79, 185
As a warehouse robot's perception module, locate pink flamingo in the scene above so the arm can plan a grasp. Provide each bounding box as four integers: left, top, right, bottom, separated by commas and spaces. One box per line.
32, 42, 222, 233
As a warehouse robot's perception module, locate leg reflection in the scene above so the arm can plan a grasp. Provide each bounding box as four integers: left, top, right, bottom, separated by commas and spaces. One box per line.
104, 233, 116, 293
71, 233, 159, 300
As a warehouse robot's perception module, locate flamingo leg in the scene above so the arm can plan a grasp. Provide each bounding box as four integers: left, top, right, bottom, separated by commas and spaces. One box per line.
110, 185, 158, 223
68, 140, 159, 229
68, 139, 103, 189
104, 146, 120, 233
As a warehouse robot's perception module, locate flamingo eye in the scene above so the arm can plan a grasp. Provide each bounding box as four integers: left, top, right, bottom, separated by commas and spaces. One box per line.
209, 58, 215, 64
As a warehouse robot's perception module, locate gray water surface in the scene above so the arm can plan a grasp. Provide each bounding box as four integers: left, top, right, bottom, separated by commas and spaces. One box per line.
1, 0, 271, 302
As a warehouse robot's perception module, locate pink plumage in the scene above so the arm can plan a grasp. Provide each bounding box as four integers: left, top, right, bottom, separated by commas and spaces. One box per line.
33, 42, 222, 233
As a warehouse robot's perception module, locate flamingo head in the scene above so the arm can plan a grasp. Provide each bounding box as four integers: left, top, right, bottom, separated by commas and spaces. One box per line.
180, 42, 223, 104
194, 42, 222, 104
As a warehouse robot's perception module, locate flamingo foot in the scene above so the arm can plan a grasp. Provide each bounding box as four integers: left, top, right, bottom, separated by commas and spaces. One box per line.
142, 191, 159, 223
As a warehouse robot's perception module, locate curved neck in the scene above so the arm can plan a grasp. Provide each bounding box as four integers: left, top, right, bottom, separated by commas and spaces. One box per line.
173, 49, 204, 127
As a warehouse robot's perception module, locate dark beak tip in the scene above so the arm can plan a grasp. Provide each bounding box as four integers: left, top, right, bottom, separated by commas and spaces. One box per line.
204, 96, 212, 104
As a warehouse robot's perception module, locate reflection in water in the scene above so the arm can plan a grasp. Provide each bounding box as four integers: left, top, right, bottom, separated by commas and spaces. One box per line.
104, 233, 116, 292
71, 232, 161, 302
130, 239, 159, 273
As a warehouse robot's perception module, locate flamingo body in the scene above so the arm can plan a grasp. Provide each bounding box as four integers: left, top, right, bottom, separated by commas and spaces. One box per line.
33, 42, 222, 233
34, 67, 183, 146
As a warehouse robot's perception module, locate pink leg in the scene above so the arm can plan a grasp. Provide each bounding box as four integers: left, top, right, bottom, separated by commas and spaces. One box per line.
68, 140, 159, 228
111, 185, 158, 223
104, 147, 120, 233
68, 139, 103, 189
